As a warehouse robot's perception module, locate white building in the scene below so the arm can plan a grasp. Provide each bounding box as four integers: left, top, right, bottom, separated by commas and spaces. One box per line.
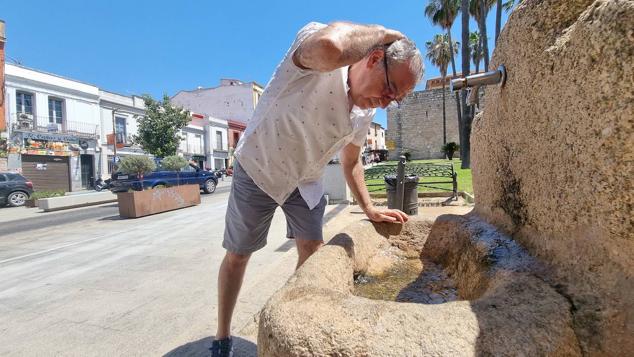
171, 79, 264, 123
4, 63, 101, 191
98, 90, 147, 178
178, 113, 229, 171
208, 116, 229, 170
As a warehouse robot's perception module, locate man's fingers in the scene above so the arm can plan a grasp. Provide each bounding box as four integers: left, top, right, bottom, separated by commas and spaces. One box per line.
379, 214, 397, 222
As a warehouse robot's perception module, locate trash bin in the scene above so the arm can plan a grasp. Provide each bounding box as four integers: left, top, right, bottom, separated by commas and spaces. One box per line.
385, 175, 419, 215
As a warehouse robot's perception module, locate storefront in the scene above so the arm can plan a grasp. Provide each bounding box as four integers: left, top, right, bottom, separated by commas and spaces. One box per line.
7, 130, 98, 191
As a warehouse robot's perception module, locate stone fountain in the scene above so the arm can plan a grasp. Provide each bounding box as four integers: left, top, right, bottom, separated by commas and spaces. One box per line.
258, 0, 633, 355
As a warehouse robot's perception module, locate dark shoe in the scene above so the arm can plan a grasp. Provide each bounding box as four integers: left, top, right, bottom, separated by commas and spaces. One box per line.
210, 337, 233, 357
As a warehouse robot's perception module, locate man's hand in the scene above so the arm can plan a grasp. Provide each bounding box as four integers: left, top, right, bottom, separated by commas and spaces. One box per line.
365, 206, 409, 224
381, 28, 405, 46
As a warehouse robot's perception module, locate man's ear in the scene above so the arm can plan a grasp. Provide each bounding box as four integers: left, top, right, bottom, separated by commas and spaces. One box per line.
366, 48, 384, 69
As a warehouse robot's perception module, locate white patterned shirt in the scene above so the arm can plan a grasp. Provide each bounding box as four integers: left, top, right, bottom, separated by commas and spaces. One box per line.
234, 22, 375, 209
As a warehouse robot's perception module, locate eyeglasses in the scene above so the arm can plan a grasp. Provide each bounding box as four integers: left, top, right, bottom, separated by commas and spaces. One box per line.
383, 54, 401, 109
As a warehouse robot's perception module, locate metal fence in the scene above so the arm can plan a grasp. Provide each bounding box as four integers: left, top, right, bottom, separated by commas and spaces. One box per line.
364, 157, 458, 199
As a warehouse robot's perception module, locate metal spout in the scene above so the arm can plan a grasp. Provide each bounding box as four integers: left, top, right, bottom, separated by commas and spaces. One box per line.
450, 65, 507, 105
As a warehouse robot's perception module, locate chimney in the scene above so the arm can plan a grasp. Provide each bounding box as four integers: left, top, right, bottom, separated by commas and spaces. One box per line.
0, 20, 5, 132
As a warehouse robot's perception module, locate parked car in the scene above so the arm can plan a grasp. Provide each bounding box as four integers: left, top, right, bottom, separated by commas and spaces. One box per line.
109, 163, 218, 194
0, 172, 34, 207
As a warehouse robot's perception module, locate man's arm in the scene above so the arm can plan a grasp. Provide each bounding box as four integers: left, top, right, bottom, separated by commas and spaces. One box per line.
340, 143, 408, 223
293, 22, 404, 72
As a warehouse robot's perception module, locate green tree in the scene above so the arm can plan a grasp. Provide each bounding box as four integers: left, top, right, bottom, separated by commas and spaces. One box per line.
424, 0, 463, 134
119, 156, 156, 190
134, 95, 191, 158
470, 0, 495, 71
426, 34, 459, 145
160, 155, 189, 185
469, 31, 483, 73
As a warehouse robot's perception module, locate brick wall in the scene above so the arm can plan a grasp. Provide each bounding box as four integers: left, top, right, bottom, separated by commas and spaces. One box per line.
387, 88, 485, 160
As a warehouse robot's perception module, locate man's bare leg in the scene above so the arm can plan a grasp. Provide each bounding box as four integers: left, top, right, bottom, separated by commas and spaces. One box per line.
294, 238, 323, 270
215, 251, 251, 340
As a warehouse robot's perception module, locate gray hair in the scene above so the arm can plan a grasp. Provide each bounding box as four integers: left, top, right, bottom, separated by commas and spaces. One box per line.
385, 38, 424, 84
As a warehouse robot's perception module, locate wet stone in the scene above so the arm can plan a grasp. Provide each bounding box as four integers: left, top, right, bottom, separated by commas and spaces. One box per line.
353, 256, 458, 304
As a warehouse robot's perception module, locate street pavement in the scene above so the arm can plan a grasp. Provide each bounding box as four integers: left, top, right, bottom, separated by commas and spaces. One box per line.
0, 178, 347, 356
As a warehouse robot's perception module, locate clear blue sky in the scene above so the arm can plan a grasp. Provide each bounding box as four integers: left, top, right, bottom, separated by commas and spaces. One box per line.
3, 0, 510, 128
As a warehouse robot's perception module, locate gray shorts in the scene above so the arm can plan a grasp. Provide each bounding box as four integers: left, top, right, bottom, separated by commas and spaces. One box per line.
222, 161, 327, 255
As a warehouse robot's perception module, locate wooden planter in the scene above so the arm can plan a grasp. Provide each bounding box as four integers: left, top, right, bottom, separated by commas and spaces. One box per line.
24, 198, 38, 208
117, 184, 201, 218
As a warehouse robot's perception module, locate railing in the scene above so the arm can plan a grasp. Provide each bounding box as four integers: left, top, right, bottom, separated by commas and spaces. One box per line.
11, 113, 99, 138
364, 158, 458, 199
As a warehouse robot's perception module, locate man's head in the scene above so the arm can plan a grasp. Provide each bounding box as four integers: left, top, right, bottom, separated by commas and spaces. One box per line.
348, 38, 424, 109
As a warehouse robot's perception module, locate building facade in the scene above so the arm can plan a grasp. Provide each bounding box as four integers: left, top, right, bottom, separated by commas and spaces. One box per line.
98, 90, 147, 179
4, 64, 101, 191
171, 79, 260, 167
171, 79, 264, 123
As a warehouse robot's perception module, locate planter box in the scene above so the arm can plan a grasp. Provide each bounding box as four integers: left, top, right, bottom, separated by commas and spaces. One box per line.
117, 184, 201, 218
25, 198, 38, 208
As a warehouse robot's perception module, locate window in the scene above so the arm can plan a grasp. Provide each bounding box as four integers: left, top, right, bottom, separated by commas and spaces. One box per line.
214, 158, 224, 170
115, 116, 127, 143
216, 131, 223, 150
368, 129, 371, 135
16, 92, 34, 114
48, 98, 64, 124
0, 174, 5, 182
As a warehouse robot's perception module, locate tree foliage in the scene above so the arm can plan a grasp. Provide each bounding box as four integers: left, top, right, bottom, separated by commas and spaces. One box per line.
134, 95, 191, 158
161, 155, 189, 172
119, 156, 156, 177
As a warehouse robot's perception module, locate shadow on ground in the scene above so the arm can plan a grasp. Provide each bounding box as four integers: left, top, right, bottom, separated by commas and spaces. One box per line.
163, 336, 256, 357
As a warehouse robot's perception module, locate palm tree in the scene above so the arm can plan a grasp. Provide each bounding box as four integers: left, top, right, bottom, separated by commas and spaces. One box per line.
426, 34, 459, 145
470, 0, 495, 71
469, 31, 483, 73
460, 0, 471, 168
495, 0, 519, 42
424, 0, 463, 139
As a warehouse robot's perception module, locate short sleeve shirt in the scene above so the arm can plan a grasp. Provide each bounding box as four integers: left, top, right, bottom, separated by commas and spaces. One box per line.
234, 22, 375, 209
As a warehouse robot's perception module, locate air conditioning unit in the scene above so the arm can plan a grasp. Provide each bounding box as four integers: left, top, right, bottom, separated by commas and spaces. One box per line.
19, 113, 34, 120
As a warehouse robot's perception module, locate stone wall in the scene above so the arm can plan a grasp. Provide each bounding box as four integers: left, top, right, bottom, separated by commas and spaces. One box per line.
387, 88, 483, 160
470, 0, 633, 355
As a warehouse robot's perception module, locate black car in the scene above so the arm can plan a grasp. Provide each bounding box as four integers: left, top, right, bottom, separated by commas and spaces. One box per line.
109, 163, 218, 194
0, 173, 34, 207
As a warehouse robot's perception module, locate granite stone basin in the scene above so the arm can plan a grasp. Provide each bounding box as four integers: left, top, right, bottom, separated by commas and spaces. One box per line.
258, 214, 581, 356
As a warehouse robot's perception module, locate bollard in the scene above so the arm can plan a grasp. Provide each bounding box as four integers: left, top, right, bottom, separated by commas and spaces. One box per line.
395, 155, 406, 212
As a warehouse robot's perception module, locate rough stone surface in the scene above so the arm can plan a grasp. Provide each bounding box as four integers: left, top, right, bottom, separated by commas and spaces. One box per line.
470, 0, 634, 354
258, 216, 580, 356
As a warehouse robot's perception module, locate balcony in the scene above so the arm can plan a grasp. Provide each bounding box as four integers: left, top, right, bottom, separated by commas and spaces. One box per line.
11, 113, 99, 139
106, 132, 133, 148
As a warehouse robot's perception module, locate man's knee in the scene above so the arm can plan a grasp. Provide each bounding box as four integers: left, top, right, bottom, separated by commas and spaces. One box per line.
296, 239, 323, 255
223, 251, 251, 268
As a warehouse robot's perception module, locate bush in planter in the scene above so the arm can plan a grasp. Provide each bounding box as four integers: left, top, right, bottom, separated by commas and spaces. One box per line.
31, 190, 65, 200
119, 156, 156, 190
161, 155, 189, 185
442, 142, 460, 160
